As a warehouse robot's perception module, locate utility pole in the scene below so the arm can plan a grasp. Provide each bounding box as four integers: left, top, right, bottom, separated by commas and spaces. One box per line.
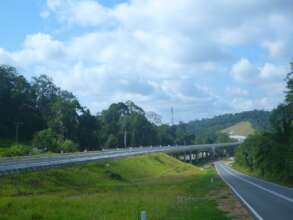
15, 122, 23, 145
124, 129, 127, 148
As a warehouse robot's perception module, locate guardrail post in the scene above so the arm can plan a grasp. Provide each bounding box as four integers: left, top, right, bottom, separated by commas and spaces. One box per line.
140, 210, 147, 220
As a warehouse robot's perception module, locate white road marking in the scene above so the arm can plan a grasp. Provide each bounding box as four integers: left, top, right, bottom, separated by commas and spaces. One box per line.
215, 164, 263, 220
220, 163, 293, 204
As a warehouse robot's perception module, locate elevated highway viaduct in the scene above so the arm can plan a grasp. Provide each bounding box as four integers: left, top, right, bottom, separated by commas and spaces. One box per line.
0, 142, 241, 175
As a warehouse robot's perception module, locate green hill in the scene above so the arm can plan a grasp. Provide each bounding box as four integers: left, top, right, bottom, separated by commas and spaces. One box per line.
0, 153, 247, 220
222, 121, 255, 137
183, 110, 270, 135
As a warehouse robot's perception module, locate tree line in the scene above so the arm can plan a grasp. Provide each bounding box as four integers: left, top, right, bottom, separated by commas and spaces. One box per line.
235, 62, 293, 184
0, 65, 235, 154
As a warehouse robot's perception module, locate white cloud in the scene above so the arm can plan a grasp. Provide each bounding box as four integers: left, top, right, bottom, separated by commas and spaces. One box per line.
230, 58, 257, 82
46, 0, 112, 27
231, 59, 288, 82
259, 63, 286, 80
262, 40, 286, 58
1, 0, 293, 121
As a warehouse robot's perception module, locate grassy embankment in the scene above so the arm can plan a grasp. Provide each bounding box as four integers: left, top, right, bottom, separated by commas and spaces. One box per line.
0, 153, 250, 220
222, 121, 255, 137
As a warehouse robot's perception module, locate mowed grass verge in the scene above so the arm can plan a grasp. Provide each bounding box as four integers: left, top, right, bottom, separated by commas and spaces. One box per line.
0, 153, 249, 220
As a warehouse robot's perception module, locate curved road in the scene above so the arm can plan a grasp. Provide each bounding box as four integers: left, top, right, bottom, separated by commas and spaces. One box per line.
215, 162, 293, 220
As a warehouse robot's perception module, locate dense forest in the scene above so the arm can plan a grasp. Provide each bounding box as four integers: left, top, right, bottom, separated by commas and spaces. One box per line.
235, 62, 293, 184
0, 65, 268, 156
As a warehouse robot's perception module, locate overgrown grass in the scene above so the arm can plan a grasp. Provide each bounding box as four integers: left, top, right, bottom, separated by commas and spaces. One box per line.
0, 154, 243, 220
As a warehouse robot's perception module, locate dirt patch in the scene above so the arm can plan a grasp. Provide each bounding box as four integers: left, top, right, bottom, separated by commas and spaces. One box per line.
209, 188, 252, 220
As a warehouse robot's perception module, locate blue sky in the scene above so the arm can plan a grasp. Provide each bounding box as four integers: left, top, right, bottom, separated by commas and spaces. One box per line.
0, 0, 126, 49
0, 0, 292, 123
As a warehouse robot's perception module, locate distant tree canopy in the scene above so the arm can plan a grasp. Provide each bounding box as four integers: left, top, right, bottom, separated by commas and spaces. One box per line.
235, 62, 293, 184
0, 65, 269, 153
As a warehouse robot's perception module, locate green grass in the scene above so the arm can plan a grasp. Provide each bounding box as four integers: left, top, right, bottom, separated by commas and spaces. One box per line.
0, 154, 241, 220
222, 121, 255, 137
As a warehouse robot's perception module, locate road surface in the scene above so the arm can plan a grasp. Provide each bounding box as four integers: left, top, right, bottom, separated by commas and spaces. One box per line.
215, 162, 293, 220
0, 142, 238, 174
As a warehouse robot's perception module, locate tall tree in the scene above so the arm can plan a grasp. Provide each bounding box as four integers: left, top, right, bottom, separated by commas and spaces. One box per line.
0, 65, 42, 141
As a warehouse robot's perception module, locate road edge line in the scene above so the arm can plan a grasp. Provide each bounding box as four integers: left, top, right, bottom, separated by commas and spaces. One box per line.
215, 164, 263, 220
220, 164, 293, 204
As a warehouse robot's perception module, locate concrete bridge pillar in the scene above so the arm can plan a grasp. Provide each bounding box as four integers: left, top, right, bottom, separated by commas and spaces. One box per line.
189, 151, 193, 163
184, 151, 188, 162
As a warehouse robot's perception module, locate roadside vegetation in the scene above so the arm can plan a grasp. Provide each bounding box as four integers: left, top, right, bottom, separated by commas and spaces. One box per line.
235, 62, 293, 186
0, 153, 249, 220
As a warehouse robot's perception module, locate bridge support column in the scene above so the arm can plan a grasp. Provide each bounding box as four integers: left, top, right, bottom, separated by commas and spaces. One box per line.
184, 152, 187, 162
189, 152, 193, 164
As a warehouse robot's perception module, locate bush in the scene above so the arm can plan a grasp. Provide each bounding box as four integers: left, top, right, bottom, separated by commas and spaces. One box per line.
32, 129, 60, 152
0, 148, 5, 157
2, 144, 32, 157
60, 139, 79, 153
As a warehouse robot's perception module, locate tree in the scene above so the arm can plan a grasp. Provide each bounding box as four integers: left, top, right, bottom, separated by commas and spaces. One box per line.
0, 65, 43, 141
235, 61, 293, 184
32, 75, 60, 125
270, 104, 292, 136
157, 125, 174, 146
78, 109, 100, 150
60, 139, 79, 153
32, 129, 59, 152
48, 92, 81, 142
285, 61, 293, 104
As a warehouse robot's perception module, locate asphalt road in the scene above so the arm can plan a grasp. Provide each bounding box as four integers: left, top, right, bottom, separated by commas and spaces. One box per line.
215, 162, 293, 220
0, 142, 239, 174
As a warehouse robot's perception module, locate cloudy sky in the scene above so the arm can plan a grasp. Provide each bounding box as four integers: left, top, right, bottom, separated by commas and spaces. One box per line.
0, 0, 292, 123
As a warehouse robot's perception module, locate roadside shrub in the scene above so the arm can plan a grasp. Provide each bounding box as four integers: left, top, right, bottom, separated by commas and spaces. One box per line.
2, 144, 32, 157
60, 139, 79, 153
32, 129, 60, 152
0, 148, 5, 157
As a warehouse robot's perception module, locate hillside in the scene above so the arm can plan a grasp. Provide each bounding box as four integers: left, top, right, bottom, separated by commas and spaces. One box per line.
222, 121, 255, 137
0, 153, 249, 220
183, 110, 270, 135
